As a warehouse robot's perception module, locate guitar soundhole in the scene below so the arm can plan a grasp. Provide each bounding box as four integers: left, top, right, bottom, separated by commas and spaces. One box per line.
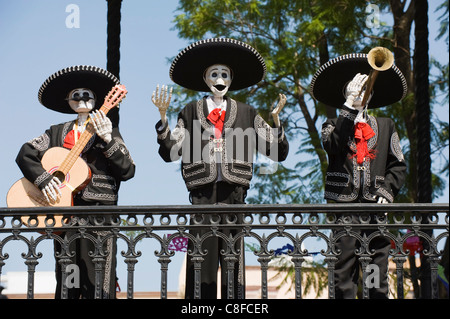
52, 171, 66, 185
48, 166, 69, 188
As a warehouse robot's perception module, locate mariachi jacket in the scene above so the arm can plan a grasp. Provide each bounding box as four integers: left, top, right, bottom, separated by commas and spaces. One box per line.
16, 120, 135, 205
156, 96, 289, 191
321, 105, 406, 203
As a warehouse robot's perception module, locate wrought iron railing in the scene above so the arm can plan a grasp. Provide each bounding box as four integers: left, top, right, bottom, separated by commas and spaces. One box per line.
0, 203, 448, 299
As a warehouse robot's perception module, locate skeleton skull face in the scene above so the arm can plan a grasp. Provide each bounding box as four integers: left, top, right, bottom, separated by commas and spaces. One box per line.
67, 88, 96, 113
204, 64, 232, 98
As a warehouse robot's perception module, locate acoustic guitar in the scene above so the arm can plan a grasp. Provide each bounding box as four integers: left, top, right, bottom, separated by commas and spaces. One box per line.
6, 84, 127, 227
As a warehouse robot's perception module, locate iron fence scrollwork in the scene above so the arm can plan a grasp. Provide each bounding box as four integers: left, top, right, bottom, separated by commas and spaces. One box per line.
0, 203, 448, 299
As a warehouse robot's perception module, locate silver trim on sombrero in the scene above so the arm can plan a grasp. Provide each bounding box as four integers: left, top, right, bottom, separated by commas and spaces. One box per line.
309, 53, 408, 102
38, 65, 120, 105
169, 38, 267, 84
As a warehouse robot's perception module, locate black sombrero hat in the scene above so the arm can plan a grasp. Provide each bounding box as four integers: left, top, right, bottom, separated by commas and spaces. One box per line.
310, 53, 407, 109
169, 38, 266, 92
38, 65, 120, 114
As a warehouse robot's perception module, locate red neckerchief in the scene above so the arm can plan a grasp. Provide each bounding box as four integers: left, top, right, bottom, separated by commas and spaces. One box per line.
352, 122, 376, 164
63, 130, 81, 150
207, 108, 226, 139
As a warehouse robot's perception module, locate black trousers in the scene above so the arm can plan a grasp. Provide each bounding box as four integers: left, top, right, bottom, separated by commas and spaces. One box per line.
185, 182, 246, 299
333, 228, 390, 299
332, 203, 391, 299
54, 200, 117, 299
54, 231, 117, 299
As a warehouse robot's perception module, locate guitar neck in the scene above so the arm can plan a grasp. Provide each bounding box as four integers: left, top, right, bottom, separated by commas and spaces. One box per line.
58, 105, 110, 176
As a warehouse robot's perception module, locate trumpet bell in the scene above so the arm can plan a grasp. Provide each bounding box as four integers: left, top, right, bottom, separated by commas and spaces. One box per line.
367, 46, 394, 71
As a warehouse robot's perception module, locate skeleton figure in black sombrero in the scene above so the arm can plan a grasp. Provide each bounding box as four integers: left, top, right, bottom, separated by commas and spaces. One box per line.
152, 38, 289, 299
311, 50, 408, 298
14, 66, 135, 299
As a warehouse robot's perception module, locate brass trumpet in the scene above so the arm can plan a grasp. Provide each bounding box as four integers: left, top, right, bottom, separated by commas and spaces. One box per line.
360, 46, 394, 106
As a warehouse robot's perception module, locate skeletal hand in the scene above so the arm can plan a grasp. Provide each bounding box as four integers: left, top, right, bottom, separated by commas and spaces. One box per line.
271, 93, 287, 127
42, 176, 62, 204
90, 110, 112, 144
345, 73, 368, 110
152, 84, 172, 125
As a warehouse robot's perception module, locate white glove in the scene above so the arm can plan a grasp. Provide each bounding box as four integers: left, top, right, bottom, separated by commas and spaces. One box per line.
377, 196, 388, 204
152, 84, 172, 126
90, 110, 112, 144
345, 73, 368, 111
271, 93, 287, 128
42, 176, 62, 204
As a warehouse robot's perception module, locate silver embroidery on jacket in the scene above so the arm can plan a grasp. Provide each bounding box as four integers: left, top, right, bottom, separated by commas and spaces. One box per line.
340, 109, 357, 121
325, 172, 350, 187
91, 174, 117, 191
81, 188, 118, 202
391, 131, 404, 162
34, 171, 52, 187
157, 124, 170, 140
28, 134, 50, 152
185, 141, 217, 189
321, 124, 335, 144
172, 118, 186, 145
377, 187, 394, 203
104, 137, 134, 163
254, 114, 275, 144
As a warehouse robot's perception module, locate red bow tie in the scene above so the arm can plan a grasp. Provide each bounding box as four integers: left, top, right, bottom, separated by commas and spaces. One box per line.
207, 108, 226, 138
353, 122, 376, 164
63, 130, 81, 150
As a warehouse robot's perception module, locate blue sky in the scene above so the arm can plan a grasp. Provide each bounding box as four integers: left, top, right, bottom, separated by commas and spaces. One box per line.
0, 0, 448, 294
